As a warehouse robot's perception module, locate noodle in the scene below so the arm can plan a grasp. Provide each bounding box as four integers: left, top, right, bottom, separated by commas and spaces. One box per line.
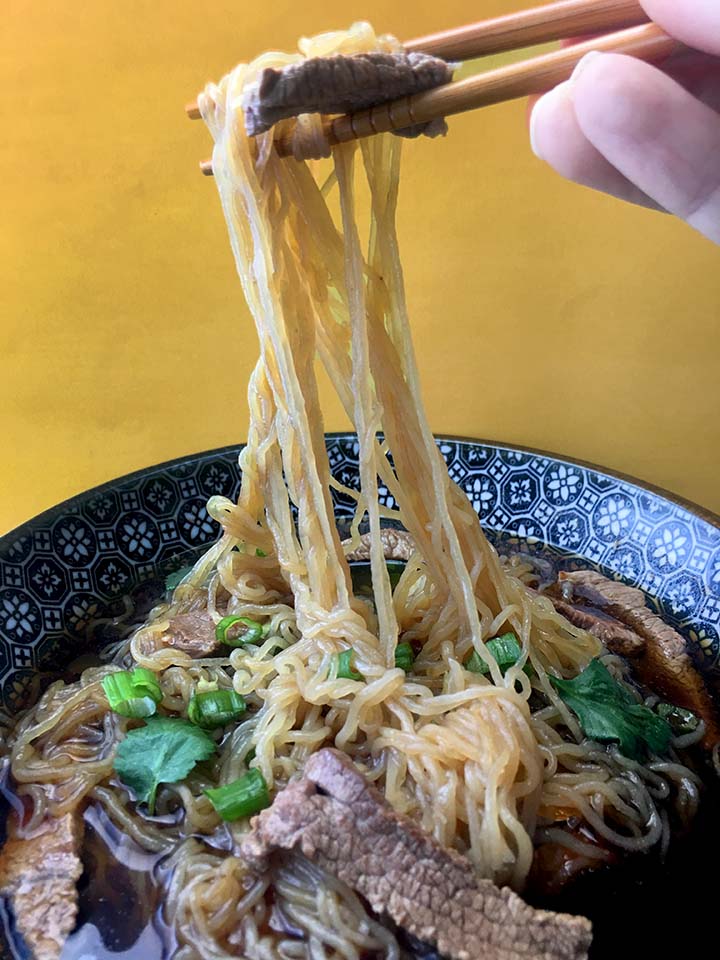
3, 21, 708, 960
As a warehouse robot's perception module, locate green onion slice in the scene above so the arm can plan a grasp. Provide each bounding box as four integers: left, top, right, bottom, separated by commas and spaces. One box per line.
465, 632, 527, 676
394, 642, 415, 673
188, 689, 247, 729
102, 667, 163, 719
336, 648, 362, 681
656, 702, 699, 734
215, 615, 264, 647
205, 768, 270, 821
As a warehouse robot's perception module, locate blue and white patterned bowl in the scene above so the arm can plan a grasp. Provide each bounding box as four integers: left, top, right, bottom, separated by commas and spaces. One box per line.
1, 434, 719, 718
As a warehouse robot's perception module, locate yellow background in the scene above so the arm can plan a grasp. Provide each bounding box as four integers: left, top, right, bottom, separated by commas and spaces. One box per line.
2, 0, 719, 535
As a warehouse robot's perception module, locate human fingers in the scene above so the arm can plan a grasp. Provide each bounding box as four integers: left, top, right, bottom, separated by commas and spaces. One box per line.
570, 52, 720, 242
528, 81, 662, 210
527, 50, 720, 205
663, 50, 720, 112
640, 0, 720, 56
530, 53, 720, 243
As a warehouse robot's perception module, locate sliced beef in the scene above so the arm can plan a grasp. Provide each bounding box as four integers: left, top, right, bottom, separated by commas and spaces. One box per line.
243, 51, 453, 139
241, 749, 592, 960
163, 610, 219, 658
556, 570, 719, 748
344, 528, 415, 562
528, 824, 617, 899
548, 593, 645, 659
0, 812, 84, 960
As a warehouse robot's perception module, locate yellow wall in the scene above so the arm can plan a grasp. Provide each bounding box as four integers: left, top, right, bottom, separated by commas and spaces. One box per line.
2, 0, 719, 534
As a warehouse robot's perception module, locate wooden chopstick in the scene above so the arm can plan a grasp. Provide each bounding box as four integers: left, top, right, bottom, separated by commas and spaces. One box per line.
272, 22, 678, 158
403, 0, 648, 60
185, 0, 649, 121
188, 2, 681, 171
194, 22, 678, 172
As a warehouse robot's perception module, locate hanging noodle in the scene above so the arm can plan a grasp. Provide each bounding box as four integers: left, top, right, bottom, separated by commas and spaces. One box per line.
4, 22, 707, 960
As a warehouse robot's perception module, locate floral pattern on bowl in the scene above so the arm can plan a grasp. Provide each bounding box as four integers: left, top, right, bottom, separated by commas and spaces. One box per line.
1, 435, 718, 717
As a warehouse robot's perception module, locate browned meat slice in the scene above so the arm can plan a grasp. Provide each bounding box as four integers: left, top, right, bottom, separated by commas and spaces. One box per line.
548, 594, 645, 658
243, 52, 453, 138
0, 812, 84, 960
558, 570, 719, 748
528, 821, 618, 899
163, 610, 219, 657
344, 528, 415, 562
528, 840, 600, 899
241, 749, 592, 960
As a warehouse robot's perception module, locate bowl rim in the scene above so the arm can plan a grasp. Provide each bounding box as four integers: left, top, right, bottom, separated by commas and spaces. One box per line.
2, 433, 718, 547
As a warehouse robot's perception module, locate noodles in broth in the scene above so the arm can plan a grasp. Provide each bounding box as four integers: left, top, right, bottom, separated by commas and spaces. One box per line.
4, 22, 707, 960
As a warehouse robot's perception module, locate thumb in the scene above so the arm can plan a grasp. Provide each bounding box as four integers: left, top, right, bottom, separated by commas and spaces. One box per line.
640, 0, 720, 56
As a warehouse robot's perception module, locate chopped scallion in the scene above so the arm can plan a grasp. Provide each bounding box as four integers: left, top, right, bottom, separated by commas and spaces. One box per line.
215, 615, 264, 647
205, 768, 270, 821
656, 703, 699, 735
102, 667, 163, 719
465, 632, 527, 676
188, 689, 247, 729
394, 642, 415, 673
336, 648, 362, 681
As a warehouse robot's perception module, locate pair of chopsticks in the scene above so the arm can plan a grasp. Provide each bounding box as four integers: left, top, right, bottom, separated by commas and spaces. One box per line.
187, 0, 682, 172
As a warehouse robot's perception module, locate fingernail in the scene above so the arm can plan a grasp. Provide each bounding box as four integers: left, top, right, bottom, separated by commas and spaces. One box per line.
529, 81, 571, 160
570, 50, 603, 83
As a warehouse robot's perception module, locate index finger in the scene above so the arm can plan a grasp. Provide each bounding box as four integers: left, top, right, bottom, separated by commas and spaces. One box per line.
641, 0, 720, 56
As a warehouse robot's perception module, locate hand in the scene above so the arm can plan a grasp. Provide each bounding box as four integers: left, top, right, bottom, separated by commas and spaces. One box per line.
529, 0, 720, 243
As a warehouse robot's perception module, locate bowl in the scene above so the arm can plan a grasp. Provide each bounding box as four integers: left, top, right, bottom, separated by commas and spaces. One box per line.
2, 434, 719, 719
1, 434, 719, 959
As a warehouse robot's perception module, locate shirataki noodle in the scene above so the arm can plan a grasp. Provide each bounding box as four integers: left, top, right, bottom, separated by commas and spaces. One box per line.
4, 22, 706, 960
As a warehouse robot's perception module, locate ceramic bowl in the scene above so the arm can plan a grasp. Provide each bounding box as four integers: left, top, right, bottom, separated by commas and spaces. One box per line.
2, 434, 719, 720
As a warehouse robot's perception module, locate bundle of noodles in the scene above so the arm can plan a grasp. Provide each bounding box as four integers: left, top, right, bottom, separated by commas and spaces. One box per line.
151, 19, 598, 874
4, 21, 707, 960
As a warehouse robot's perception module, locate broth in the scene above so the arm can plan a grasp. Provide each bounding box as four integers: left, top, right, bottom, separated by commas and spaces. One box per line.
1, 543, 717, 960
1, 755, 718, 959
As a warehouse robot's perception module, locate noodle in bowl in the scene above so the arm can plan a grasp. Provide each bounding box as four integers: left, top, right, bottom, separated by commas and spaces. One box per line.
1, 21, 719, 960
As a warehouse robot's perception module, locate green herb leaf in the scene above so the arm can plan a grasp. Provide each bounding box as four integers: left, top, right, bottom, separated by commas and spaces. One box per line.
550, 659, 673, 761
465, 632, 526, 676
165, 565, 194, 591
205, 768, 270, 821
114, 716, 217, 814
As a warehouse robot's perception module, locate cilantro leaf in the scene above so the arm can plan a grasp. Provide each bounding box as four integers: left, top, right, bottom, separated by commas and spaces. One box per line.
550, 658, 672, 761
114, 716, 216, 813
165, 565, 194, 591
